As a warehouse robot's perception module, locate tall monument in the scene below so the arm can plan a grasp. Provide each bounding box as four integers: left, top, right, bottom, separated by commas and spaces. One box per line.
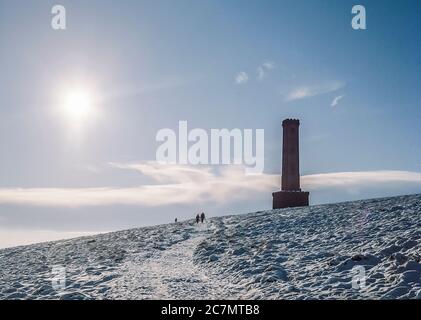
272, 119, 309, 209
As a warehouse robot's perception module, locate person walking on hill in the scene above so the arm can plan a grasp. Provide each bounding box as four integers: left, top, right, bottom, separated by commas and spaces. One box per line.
200, 212, 205, 223
195, 214, 200, 224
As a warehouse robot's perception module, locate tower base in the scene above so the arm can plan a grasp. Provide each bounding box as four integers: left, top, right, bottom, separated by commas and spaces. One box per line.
272, 191, 309, 209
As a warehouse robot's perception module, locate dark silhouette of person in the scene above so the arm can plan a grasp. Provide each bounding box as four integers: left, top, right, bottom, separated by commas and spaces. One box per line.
196, 214, 200, 224
200, 212, 205, 223
175, 218, 178, 223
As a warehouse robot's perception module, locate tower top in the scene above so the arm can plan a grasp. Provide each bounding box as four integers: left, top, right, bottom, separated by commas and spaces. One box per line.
282, 119, 300, 127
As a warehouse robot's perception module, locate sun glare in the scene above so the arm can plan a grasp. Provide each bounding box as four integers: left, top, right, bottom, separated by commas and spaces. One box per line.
63, 89, 93, 121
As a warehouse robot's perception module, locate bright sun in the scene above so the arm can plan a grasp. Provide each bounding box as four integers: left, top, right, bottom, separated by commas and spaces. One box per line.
63, 89, 94, 121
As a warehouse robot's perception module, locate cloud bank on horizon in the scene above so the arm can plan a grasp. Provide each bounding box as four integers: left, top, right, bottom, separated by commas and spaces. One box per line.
0, 162, 419, 208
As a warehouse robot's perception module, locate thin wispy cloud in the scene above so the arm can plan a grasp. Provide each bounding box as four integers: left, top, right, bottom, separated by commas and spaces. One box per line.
235, 72, 249, 84
0, 163, 420, 208
236, 62, 275, 84
285, 82, 344, 102
331, 95, 345, 107
102, 77, 191, 101
109, 162, 215, 184
257, 61, 275, 81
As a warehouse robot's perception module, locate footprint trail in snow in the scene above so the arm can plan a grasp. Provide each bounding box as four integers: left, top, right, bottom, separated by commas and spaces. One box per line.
107, 223, 239, 300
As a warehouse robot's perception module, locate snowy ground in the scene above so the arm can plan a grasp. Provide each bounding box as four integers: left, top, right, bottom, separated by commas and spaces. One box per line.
0, 194, 420, 300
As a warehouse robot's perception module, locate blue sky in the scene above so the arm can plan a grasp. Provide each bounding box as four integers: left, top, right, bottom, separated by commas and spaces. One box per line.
0, 0, 420, 247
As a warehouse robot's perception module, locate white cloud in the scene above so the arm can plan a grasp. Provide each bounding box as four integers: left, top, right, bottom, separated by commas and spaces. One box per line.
262, 62, 275, 70
0, 164, 420, 208
257, 61, 275, 81
236, 62, 275, 84
0, 164, 276, 208
235, 72, 249, 84
285, 82, 344, 101
331, 95, 345, 107
302, 171, 421, 189
109, 162, 215, 184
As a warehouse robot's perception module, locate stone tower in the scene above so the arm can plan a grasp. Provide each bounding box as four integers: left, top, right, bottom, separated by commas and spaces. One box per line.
272, 119, 309, 209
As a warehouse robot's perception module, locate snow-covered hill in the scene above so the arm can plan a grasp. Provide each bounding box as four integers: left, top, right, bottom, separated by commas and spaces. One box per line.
0, 194, 420, 300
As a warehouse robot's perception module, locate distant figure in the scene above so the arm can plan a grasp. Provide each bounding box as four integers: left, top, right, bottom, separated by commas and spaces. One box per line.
175, 218, 178, 223
196, 214, 200, 224
200, 212, 205, 223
